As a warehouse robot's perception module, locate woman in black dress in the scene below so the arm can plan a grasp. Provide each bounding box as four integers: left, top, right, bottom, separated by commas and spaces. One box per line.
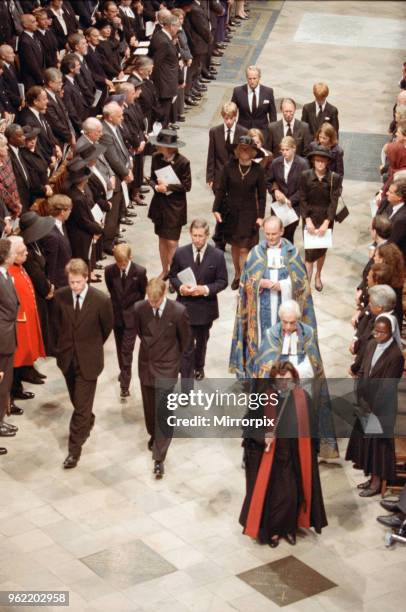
240, 361, 327, 548
213, 135, 266, 290
346, 315, 404, 496
299, 145, 342, 291
148, 129, 191, 279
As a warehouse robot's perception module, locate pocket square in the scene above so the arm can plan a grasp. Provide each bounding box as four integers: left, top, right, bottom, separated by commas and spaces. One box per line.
263, 99, 269, 104
324, 116, 330, 120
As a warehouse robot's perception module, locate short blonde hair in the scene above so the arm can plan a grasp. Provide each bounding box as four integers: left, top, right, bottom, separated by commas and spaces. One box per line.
65, 258, 88, 278
147, 278, 166, 300
48, 194, 72, 216
313, 82, 329, 100
113, 242, 132, 263
221, 101, 237, 118
280, 136, 296, 150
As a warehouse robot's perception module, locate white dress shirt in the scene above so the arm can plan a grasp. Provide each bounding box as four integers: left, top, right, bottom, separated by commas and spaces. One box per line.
283, 158, 293, 182
72, 285, 89, 310
389, 202, 404, 218
55, 219, 64, 235
248, 84, 260, 113
51, 8, 68, 35
153, 297, 167, 318
282, 117, 295, 136
315, 100, 326, 113
224, 123, 236, 143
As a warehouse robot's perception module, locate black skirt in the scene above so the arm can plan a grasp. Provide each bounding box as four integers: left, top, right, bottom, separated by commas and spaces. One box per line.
154, 224, 182, 241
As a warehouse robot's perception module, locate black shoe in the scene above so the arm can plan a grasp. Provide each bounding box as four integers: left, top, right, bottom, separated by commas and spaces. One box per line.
195, 84, 207, 92
126, 211, 138, 218
205, 74, 216, 81
33, 369, 46, 379
377, 513, 404, 528
0, 424, 16, 437
191, 91, 203, 99
101, 254, 107, 260
178, 115, 186, 122
359, 487, 380, 497
153, 460, 164, 479
113, 239, 126, 246
380, 499, 401, 513
120, 217, 134, 226
10, 404, 24, 416
90, 277, 102, 283
209, 68, 218, 74
139, 186, 149, 194
231, 277, 240, 290
94, 263, 104, 270
148, 438, 153, 451
269, 536, 279, 548
210, 60, 221, 66
20, 373, 44, 385
63, 454, 79, 469
199, 78, 210, 84
0, 447, 7, 455
195, 369, 205, 381
127, 202, 136, 209
13, 390, 34, 400
216, 43, 227, 49
285, 533, 296, 545
185, 98, 199, 107
169, 123, 180, 130
2, 422, 18, 432
120, 388, 130, 398
212, 49, 223, 57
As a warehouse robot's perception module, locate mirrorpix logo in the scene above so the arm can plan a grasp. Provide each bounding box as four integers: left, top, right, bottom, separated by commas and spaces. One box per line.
165, 389, 279, 429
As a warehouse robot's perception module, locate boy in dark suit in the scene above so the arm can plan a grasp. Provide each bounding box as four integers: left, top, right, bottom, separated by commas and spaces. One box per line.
53, 258, 113, 469
105, 243, 147, 398
301, 82, 339, 139
169, 218, 228, 385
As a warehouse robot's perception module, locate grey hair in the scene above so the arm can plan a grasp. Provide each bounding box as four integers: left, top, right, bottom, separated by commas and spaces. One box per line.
162, 14, 180, 27
82, 117, 103, 132
4, 123, 23, 140
102, 101, 121, 119
278, 300, 301, 319
246, 65, 261, 77
368, 285, 396, 311
44, 67, 62, 84
8, 235, 24, 256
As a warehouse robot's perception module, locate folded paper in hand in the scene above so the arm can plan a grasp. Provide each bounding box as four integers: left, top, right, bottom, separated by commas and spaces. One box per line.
155, 165, 181, 196
91, 204, 105, 224
271, 201, 299, 227
303, 228, 333, 249
177, 267, 197, 287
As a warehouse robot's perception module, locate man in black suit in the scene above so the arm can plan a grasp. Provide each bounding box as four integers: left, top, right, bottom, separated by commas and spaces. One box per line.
231, 65, 276, 145
53, 258, 113, 469
18, 86, 61, 165
17, 13, 45, 90
68, 33, 97, 109
169, 218, 228, 386
268, 97, 312, 158
301, 82, 339, 139
48, 0, 78, 50
0, 239, 19, 454
40, 194, 72, 290
0, 45, 23, 113
34, 8, 59, 69
134, 278, 191, 478
150, 14, 181, 127
5, 123, 33, 211
386, 180, 406, 262
181, 0, 211, 100
105, 243, 147, 398
44, 67, 76, 147
60, 54, 89, 135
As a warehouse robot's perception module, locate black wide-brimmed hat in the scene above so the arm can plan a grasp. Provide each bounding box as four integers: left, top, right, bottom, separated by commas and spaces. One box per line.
67, 157, 91, 184
76, 141, 106, 163
174, 0, 195, 7
307, 145, 332, 161
19, 211, 55, 244
22, 125, 41, 140
232, 135, 264, 157
149, 129, 185, 148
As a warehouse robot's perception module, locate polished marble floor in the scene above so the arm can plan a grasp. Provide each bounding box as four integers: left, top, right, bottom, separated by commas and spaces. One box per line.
1, 2, 406, 611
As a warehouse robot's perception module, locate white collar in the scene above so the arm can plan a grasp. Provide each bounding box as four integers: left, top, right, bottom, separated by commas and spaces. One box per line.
72, 284, 89, 305
55, 218, 64, 232
29, 107, 41, 120
248, 84, 260, 96
154, 297, 167, 317
46, 88, 56, 100
315, 100, 326, 112
0, 265, 8, 278
282, 331, 298, 356
390, 202, 404, 217
192, 243, 208, 259
162, 28, 173, 42
65, 75, 75, 84
282, 117, 295, 129
24, 31, 34, 38
224, 123, 235, 133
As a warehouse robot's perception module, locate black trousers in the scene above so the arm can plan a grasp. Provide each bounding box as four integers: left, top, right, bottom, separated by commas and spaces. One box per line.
140, 383, 173, 462
114, 325, 136, 391
0, 353, 13, 420
64, 358, 97, 458
159, 97, 173, 128
103, 190, 122, 251
181, 323, 212, 391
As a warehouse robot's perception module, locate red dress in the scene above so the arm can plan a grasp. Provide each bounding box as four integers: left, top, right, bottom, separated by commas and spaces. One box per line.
9, 264, 45, 367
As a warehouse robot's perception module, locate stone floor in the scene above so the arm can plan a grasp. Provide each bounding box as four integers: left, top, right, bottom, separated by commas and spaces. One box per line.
1, 1, 406, 611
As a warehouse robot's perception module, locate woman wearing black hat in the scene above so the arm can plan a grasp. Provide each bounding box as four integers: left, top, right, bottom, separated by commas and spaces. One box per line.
213, 135, 266, 289
148, 129, 191, 279
299, 145, 342, 291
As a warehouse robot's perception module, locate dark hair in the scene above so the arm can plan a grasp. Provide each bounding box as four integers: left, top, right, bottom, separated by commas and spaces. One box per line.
60, 53, 79, 75
280, 97, 296, 111
376, 242, 404, 288
372, 214, 392, 239
269, 360, 300, 381
190, 218, 209, 234
0, 238, 11, 265
392, 179, 406, 203
26, 86, 44, 107
369, 262, 393, 286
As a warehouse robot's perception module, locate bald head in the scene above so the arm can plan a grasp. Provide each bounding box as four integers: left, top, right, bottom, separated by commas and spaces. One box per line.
0, 45, 15, 63
21, 14, 38, 32
263, 215, 284, 247
102, 101, 123, 125
82, 117, 103, 142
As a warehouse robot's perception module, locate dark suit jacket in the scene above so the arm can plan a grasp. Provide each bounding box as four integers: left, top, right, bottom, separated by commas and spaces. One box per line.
388, 205, 406, 261
1, 63, 22, 112
268, 118, 312, 158
100, 121, 131, 182
65, 184, 103, 261
169, 243, 228, 325
45, 91, 74, 145
301, 101, 339, 138
49, 3, 78, 50
184, 2, 211, 56
134, 298, 191, 386
40, 224, 72, 289
8, 146, 32, 211
35, 29, 58, 68
231, 84, 277, 132
62, 77, 88, 134
17, 107, 56, 164
0, 272, 19, 355
17, 31, 45, 89
267, 154, 309, 212
74, 55, 96, 107
105, 261, 147, 328
86, 45, 109, 89
148, 152, 191, 229
206, 122, 248, 190
150, 29, 179, 99
53, 285, 113, 380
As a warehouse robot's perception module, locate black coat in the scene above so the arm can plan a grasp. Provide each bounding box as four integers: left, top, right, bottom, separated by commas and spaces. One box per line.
213, 158, 266, 241
169, 243, 228, 325
74, 56, 96, 108
35, 29, 58, 68
1, 63, 22, 112
268, 119, 312, 158
184, 3, 211, 56
17, 107, 56, 164
267, 154, 309, 213
39, 224, 72, 290
231, 84, 277, 132
49, 4, 78, 50
148, 152, 191, 229
62, 78, 88, 134
105, 261, 147, 328
309, 141, 344, 177
17, 31, 45, 89
137, 77, 164, 132
86, 45, 109, 88
96, 39, 121, 79
8, 146, 32, 211
206, 123, 248, 190
299, 169, 342, 226
65, 185, 103, 263
301, 101, 339, 138
0, 76, 13, 114
53, 285, 113, 379
150, 29, 179, 99
20, 147, 48, 194
45, 91, 74, 145
388, 205, 406, 262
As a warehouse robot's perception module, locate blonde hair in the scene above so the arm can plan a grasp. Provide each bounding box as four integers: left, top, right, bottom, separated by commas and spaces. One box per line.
221, 101, 237, 118
316, 122, 338, 146
280, 136, 296, 150
65, 258, 89, 278
147, 278, 166, 300
48, 194, 72, 216
313, 82, 329, 100
248, 128, 264, 146
113, 242, 132, 262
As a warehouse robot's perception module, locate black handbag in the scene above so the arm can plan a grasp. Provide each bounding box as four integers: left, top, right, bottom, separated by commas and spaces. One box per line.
330, 173, 349, 223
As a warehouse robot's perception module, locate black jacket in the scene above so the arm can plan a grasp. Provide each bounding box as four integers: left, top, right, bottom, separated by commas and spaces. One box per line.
62, 78, 88, 134
301, 101, 339, 138
206, 123, 248, 190
65, 185, 102, 262
388, 205, 406, 262
268, 119, 312, 158
1, 63, 22, 112
267, 154, 309, 213
45, 91, 74, 145
105, 261, 147, 328
18, 31, 45, 89
148, 152, 191, 228
35, 29, 58, 69
231, 84, 277, 132
150, 29, 180, 99
17, 107, 56, 164
39, 224, 72, 290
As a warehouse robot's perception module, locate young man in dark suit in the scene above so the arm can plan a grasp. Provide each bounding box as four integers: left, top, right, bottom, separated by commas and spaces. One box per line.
231, 66, 276, 145
53, 258, 113, 469
169, 218, 228, 385
301, 82, 339, 139
206, 101, 248, 250
44, 67, 76, 147
386, 179, 406, 262
17, 14, 46, 90
105, 243, 147, 398
134, 278, 191, 478
268, 98, 312, 158
39, 194, 72, 290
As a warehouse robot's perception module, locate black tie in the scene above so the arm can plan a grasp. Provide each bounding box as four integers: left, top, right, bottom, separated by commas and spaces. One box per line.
121, 270, 126, 289
286, 122, 292, 137
317, 104, 323, 118
252, 89, 257, 114
74, 294, 81, 320
196, 249, 201, 266
154, 309, 160, 321
226, 128, 231, 146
